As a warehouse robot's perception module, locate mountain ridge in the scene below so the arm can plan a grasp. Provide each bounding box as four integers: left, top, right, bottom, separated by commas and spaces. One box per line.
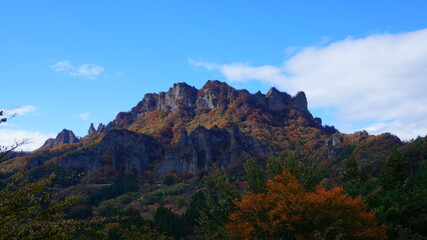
4, 80, 401, 180
105, 80, 321, 133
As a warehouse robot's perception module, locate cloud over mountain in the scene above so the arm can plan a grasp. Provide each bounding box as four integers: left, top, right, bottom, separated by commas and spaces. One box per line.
0, 129, 54, 151
190, 29, 427, 139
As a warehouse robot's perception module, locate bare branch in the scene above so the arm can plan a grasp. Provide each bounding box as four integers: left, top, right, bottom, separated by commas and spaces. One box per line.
0, 108, 18, 124
0, 138, 32, 163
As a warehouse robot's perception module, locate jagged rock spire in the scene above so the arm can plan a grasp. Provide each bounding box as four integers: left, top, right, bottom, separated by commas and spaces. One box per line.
88, 123, 96, 136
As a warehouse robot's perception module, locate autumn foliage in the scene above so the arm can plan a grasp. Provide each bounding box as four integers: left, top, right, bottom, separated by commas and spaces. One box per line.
226, 170, 386, 239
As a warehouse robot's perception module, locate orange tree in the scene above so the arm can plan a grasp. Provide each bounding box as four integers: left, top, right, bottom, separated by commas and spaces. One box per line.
226, 169, 386, 240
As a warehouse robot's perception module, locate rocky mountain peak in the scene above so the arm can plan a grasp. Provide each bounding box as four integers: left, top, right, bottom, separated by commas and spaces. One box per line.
291, 91, 308, 112
41, 129, 80, 150
57, 129, 79, 143
265, 87, 281, 97
265, 87, 292, 112
197, 80, 238, 109
129, 82, 198, 116
97, 123, 106, 133
87, 123, 107, 137
109, 80, 312, 133
263, 87, 309, 113
88, 123, 96, 136
168, 82, 198, 100
201, 80, 230, 90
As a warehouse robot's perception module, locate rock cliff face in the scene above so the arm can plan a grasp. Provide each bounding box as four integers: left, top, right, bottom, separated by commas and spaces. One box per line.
159, 125, 272, 175
57, 124, 273, 176
59, 129, 160, 175
41, 129, 79, 150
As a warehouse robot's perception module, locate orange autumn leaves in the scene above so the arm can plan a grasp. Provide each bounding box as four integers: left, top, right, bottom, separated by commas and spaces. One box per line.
226, 170, 386, 239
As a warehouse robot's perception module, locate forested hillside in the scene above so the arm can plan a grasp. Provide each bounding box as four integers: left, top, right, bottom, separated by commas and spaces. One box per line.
1, 81, 426, 239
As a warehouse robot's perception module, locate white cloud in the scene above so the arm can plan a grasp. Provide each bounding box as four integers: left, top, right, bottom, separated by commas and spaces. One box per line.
0, 129, 54, 151
190, 29, 427, 140
188, 59, 221, 70
76, 64, 104, 80
14, 105, 38, 115
50, 60, 73, 72
50, 60, 104, 80
78, 112, 90, 121
0, 105, 50, 151
1, 105, 38, 116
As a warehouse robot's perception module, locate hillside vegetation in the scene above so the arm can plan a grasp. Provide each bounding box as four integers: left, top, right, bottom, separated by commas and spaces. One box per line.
1, 81, 426, 239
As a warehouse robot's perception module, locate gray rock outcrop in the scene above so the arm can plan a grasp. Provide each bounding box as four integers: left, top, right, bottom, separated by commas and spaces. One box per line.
87, 123, 107, 137
59, 129, 160, 175
159, 125, 273, 175
88, 123, 96, 136
41, 129, 80, 149
55, 124, 272, 176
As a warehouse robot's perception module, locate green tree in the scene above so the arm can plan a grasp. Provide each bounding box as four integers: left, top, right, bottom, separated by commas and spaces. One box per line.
365, 149, 427, 239
379, 148, 407, 190
181, 191, 206, 236
340, 157, 368, 197
88, 177, 138, 205
163, 175, 176, 186
196, 172, 240, 240
267, 151, 322, 191
154, 206, 184, 239
109, 225, 173, 240
266, 155, 282, 177
0, 173, 103, 239
244, 157, 267, 194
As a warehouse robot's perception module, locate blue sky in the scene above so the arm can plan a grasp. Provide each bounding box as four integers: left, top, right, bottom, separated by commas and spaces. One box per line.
1, 1, 427, 150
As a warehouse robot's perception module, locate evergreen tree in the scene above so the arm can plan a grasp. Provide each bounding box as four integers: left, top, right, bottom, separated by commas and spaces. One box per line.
181, 191, 206, 236
379, 148, 407, 190
267, 151, 322, 191
244, 157, 267, 194
196, 172, 240, 240
154, 206, 184, 239
340, 157, 366, 197
365, 148, 427, 239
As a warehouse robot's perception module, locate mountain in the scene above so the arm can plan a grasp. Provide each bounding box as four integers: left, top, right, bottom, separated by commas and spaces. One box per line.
40, 129, 80, 149
2, 81, 402, 180
4, 80, 427, 239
